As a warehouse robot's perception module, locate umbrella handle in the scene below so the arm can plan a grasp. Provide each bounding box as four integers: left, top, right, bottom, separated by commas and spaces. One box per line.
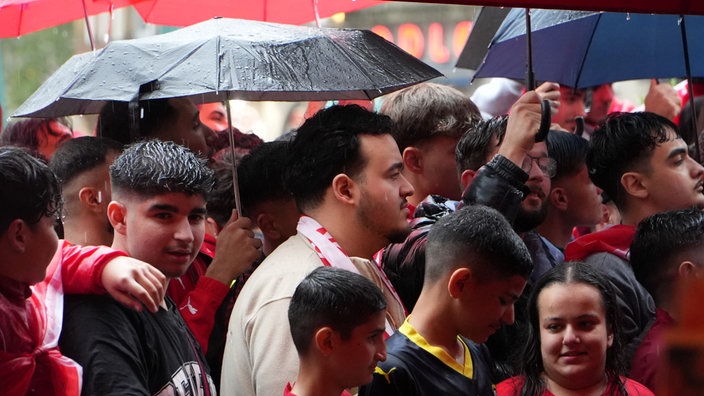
535, 99, 551, 142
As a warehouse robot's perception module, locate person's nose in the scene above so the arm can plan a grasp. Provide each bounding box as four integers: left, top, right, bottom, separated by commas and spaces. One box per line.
399, 173, 415, 198
375, 339, 387, 362
562, 325, 580, 345
689, 156, 704, 179
173, 218, 195, 243
501, 303, 516, 325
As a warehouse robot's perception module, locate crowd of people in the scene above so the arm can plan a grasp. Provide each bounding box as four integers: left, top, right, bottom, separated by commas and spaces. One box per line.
1, 76, 703, 396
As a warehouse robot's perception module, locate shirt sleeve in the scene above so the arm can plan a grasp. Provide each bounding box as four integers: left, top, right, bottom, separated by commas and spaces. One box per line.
175, 275, 230, 354
359, 358, 418, 396
56, 241, 127, 295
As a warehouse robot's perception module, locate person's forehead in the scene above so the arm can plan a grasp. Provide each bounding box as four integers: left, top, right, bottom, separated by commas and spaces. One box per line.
529, 141, 549, 156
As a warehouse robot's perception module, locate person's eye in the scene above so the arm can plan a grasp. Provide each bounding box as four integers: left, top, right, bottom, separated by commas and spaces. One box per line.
579, 320, 597, 330
189, 214, 206, 223
546, 323, 562, 332
154, 212, 172, 220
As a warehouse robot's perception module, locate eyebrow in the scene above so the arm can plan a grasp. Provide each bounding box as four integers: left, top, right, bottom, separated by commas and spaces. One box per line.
149, 203, 179, 213
190, 207, 208, 216
542, 313, 600, 322
147, 204, 207, 215
667, 146, 688, 160
387, 162, 404, 173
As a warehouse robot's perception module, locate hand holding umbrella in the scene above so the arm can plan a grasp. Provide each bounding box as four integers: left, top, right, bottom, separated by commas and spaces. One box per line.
500, 90, 544, 166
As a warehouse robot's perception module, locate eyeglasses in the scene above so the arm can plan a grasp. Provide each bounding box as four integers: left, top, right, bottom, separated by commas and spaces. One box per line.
521, 155, 557, 178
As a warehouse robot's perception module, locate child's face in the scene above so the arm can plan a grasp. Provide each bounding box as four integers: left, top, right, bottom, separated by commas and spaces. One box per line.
331, 310, 387, 388
457, 273, 526, 343
121, 192, 207, 278
538, 282, 612, 390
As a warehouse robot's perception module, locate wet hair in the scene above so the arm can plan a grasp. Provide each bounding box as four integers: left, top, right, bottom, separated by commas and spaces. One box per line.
380, 82, 481, 151
288, 266, 387, 357
238, 141, 292, 217
546, 130, 588, 180
1, 118, 72, 162
425, 205, 532, 283
587, 112, 678, 210
110, 140, 213, 199
210, 128, 264, 154
49, 136, 124, 187
516, 262, 627, 396
679, 96, 704, 150
207, 141, 293, 227
631, 208, 704, 306
97, 99, 177, 145
0, 146, 62, 234
455, 115, 508, 173
285, 105, 393, 211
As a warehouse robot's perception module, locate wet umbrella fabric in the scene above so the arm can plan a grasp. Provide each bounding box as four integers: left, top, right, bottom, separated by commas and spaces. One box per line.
14, 17, 442, 118
134, 0, 384, 27
455, 6, 510, 71
471, 9, 704, 89
387, 0, 704, 17
0, 0, 141, 37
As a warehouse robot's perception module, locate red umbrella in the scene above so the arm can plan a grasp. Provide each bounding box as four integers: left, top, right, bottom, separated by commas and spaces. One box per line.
134, 0, 385, 27
0, 0, 143, 38
389, 0, 704, 16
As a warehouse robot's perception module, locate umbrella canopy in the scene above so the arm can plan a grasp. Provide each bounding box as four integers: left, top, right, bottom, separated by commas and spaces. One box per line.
0, 0, 141, 37
134, 0, 384, 26
455, 6, 509, 71
14, 17, 442, 118
388, 0, 704, 16
470, 10, 704, 89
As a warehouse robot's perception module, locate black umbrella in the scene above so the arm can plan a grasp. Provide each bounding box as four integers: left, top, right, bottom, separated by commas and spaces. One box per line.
14, 17, 442, 118
14, 17, 442, 214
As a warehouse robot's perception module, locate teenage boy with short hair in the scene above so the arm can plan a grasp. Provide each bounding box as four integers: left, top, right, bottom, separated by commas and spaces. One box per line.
360, 205, 533, 395
287, 266, 387, 396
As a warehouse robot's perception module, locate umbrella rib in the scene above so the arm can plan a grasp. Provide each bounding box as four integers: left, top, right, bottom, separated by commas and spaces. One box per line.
323, 32, 379, 93
150, 40, 211, 89
574, 14, 601, 88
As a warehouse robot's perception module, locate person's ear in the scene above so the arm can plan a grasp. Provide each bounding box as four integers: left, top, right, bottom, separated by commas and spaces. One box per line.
606, 331, 614, 347
402, 147, 423, 174
107, 201, 127, 235
314, 327, 335, 357
549, 187, 569, 211
78, 187, 104, 213
5, 219, 29, 253
448, 267, 472, 298
256, 212, 282, 241
621, 171, 648, 200
205, 217, 221, 238
678, 260, 703, 279
331, 173, 356, 205
460, 169, 477, 192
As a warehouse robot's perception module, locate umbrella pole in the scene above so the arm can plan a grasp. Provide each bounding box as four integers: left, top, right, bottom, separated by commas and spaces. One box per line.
680, 15, 701, 163
525, 8, 535, 90
225, 97, 244, 217
81, 0, 96, 51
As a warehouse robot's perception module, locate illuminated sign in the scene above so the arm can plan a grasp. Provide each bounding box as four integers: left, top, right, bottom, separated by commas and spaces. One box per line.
371, 21, 472, 67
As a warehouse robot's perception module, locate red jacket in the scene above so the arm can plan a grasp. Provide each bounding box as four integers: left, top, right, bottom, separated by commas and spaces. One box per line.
0, 240, 126, 396
167, 233, 230, 354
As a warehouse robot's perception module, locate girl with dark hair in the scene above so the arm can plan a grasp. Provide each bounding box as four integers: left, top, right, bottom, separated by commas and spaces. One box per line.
497, 262, 654, 396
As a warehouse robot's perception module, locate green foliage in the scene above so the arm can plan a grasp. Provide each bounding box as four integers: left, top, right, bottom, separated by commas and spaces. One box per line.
1, 24, 75, 115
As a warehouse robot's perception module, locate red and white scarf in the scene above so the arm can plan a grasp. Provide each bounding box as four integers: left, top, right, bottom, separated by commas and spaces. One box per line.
297, 215, 405, 336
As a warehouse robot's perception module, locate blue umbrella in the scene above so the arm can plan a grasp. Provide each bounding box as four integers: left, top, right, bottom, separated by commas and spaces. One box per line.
472, 9, 704, 89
